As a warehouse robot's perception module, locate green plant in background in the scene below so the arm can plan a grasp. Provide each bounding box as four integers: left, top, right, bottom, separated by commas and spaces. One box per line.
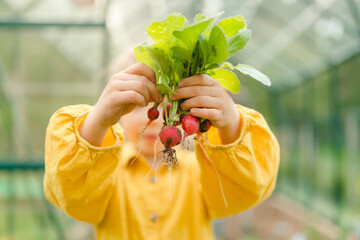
135, 13, 271, 127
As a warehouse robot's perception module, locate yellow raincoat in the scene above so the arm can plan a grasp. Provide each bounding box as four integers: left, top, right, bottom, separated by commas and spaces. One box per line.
43, 104, 280, 240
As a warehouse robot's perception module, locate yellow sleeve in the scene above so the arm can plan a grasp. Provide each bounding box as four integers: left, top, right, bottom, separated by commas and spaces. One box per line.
43, 105, 124, 224
194, 104, 280, 219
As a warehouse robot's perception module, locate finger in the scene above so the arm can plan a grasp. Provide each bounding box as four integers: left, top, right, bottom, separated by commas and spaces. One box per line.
190, 108, 220, 121
178, 74, 216, 88
123, 62, 156, 83
180, 96, 220, 111
111, 80, 151, 104
113, 73, 162, 102
170, 86, 215, 100
143, 78, 163, 103
115, 91, 147, 107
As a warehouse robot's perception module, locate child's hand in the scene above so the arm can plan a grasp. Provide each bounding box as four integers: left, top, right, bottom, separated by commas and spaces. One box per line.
80, 63, 162, 146
170, 74, 241, 144
93, 63, 163, 127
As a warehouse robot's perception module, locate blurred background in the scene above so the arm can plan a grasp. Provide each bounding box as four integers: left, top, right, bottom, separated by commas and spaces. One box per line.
0, 0, 359, 239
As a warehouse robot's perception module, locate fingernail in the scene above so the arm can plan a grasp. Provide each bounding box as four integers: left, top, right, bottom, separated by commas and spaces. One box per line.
178, 82, 183, 87
169, 95, 175, 100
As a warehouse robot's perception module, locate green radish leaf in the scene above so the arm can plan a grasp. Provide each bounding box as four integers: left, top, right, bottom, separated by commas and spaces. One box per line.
190, 41, 201, 76
220, 61, 235, 69
156, 75, 175, 95
235, 64, 271, 86
157, 83, 175, 95
205, 63, 221, 70
171, 46, 189, 62
134, 43, 153, 68
144, 46, 170, 75
217, 15, 247, 37
194, 13, 207, 23
146, 14, 187, 54
172, 53, 186, 63
209, 68, 240, 93
207, 25, 228, 64
228, 29, 251, 57
198, 33, 209, 65
221, 62, 271, 86
194, 13, 213, 36
134, 44, 161, 76
173, 17, 215, 50
173, 61, 185, 82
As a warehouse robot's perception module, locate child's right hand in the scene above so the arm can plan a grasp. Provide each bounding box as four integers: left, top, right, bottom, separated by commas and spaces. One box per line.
80, 63, 162, 146
94, 62, 162, 127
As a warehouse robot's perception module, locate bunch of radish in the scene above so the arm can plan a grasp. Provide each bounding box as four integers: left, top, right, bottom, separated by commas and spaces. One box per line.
136, 13, 270, 169
145, 102, 212, 168
152, 104, 212, 144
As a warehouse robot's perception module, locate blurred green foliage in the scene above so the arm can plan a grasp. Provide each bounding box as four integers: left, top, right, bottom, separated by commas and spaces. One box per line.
0, 28, 99, 158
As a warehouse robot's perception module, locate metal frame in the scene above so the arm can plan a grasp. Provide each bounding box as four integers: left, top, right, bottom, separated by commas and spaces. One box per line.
0, 21, 105, 28
247, 0, 337, 68
0, 1, 111, 238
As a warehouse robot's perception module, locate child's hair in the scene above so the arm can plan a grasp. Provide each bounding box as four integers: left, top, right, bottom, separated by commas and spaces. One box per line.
96, 46, 138, 88
107, 47, 138, 77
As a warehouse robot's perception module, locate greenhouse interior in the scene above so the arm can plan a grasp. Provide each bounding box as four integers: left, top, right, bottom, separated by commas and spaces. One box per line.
0, 0, 360, 239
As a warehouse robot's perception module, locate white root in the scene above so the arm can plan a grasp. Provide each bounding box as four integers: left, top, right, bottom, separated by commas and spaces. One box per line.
132, 121, 152, 165
168, 165, 172, 202
137, 131, 226, 207
143, 137, 160, 180
131, 133, 144, 165
198, 138, 228, 208
154, 157, 165, 181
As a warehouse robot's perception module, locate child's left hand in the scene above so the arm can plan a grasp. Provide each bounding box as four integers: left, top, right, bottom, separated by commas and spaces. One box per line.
170, 74, 241, 144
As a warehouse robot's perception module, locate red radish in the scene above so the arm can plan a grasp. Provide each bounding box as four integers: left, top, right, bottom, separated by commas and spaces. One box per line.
147, 106, 159, 121
159, 126, 182, 148
133, 103, 159, 166
139, 103, 159, 142
182, 114, 200, 136
179, 114, 186, 123
199, 119, 212, 133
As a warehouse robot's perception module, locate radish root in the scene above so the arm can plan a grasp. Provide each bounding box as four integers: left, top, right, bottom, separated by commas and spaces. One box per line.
197, 137, 228, 208
131, 133, 144, 165
155, 158, 165, 181
168, 166, 172, 202
143, 137, 160, 180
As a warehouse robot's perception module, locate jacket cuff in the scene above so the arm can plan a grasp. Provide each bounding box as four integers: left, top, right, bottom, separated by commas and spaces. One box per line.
197, 104, 249, 150
74, 107, 124, 152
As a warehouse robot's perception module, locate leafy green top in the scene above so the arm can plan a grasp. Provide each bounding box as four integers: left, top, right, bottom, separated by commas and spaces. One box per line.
135, 13, 271, 125
135, 13, 270, 96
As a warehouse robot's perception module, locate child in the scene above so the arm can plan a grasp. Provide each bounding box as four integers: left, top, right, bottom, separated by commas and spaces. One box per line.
44, 62, 280, 240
